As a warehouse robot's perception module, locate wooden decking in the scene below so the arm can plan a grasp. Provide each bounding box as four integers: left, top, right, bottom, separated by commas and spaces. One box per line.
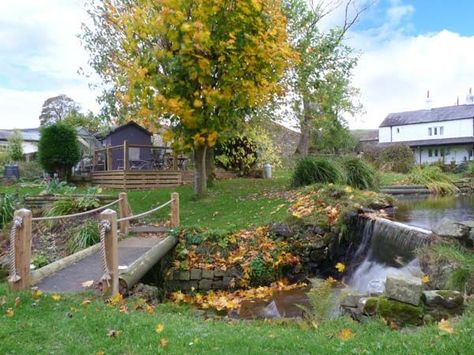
92, 170, 182, 189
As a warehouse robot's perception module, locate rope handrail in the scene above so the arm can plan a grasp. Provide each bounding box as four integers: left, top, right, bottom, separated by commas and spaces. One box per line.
32, 198, 122, 221
117, 199, 173, 223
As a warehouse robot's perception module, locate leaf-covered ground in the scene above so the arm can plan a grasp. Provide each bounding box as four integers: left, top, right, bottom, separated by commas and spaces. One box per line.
1, 285, 473, 354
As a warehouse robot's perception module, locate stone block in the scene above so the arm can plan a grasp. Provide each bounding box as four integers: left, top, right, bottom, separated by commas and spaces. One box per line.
341, 292, 366, 308
179, 271, 190, 281
181, 281, 198, 292
433, 218, 470, 240
212, 280, 223, 289
190, 268, 202, 280
270, 223, 293, 238
422, 290, 463, 309
384, 274, 422, 306
202, 269, 214, 279
222, 277, 234, 289
199, 279, 213, 290
357, 297, 379, 316
214, 268, 226, 278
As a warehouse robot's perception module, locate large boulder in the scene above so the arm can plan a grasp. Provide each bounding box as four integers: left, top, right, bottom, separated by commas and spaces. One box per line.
270, 223, 293, 239
432, 218, 470, 240
384, 274, 422, 306
422, 290, 463, 309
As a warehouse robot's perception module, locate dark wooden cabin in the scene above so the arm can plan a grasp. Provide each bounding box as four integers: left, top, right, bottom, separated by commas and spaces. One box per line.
103, 121, 153, 170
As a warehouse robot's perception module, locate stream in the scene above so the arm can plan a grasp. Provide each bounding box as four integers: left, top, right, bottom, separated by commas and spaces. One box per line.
237, 195, 473, 319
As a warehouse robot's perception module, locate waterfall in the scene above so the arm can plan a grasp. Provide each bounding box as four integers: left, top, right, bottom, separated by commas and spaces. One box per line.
345, 216, 432, 294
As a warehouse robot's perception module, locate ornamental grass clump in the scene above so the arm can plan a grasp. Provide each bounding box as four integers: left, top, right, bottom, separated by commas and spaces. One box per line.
340, 156, 378, 190
291, 156, 345, 187
408, 165, 458, 195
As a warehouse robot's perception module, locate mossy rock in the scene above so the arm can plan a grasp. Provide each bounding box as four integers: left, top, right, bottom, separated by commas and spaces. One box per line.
362, 297, 379, 315
377, 297, 424, 326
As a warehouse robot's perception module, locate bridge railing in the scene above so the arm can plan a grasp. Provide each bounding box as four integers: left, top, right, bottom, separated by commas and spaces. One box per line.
7, 192, 179, 295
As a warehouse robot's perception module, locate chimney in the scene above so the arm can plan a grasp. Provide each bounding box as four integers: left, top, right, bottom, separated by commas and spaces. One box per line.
457, 96, 460, 105
425, 90, 432, 108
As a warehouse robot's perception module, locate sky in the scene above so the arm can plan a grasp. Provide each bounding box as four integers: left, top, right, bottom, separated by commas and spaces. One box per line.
1, 0, 474, 130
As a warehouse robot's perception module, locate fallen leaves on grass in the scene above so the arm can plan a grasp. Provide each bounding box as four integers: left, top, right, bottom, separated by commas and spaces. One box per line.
337, 328, 355, 340
155, 324, 165, 334
14, 297, 21, 307
5, 308, 14, 317
159, 338, 169, 348
107, 293, 124, 306
81, 299, 92, 307
438, 319, 454, 334
32, 289, 43, 298
422, 275, 430, 284
51, 294, 61, 301
107, 329, 122, 337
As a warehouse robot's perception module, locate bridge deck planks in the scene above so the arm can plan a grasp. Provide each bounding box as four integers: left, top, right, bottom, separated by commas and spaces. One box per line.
36, 236, 165, 293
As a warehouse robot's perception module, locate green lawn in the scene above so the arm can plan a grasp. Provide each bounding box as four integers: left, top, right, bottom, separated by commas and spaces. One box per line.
0, 285, 473, 354
0, 171, 292, 230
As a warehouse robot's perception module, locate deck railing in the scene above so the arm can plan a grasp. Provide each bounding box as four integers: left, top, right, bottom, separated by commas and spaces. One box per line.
93, 141, 187, 172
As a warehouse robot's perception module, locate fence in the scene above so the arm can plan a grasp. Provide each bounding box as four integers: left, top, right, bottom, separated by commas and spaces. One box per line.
7, 192, 180, 296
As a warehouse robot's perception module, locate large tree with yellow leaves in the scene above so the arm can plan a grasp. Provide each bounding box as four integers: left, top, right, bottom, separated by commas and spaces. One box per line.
83, 0, 295, 196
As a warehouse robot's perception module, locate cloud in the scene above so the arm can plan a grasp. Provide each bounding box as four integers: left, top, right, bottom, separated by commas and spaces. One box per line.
0, 0, 99, 128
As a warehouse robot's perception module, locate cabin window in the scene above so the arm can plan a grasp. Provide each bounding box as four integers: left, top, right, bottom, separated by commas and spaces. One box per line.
434, 149, 439, 157
396, 128, 400, 133
428, 149, 433, 157
434, 127, 438, 135
439, 126, 444, 135
428, 127, 432, 136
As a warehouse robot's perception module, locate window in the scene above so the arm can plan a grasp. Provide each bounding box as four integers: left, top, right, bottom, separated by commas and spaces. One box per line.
396, 128, 400, 133
428, 127, 432, 136
428, 149, 433, 157
439, 126, 444, 135
434, 149, 439, 157
434, 127, 438, 135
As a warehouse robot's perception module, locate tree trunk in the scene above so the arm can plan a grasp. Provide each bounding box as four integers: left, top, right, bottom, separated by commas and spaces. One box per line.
205, 148, 215, 187
295, 99, 312, 156
193, 145, 208, 197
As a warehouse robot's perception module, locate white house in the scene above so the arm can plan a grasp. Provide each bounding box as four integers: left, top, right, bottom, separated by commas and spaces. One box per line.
379, 104, 474, 165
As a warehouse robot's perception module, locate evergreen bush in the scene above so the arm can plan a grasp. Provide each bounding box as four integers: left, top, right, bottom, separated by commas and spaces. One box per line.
340, 156, 378, 190
378, 144, 415, 173
291, 156, 344, 187
38, 123, 81, 180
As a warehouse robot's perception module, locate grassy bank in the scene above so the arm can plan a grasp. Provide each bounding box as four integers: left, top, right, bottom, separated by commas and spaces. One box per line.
0, 285, 473, 354
0, 171, 292, 230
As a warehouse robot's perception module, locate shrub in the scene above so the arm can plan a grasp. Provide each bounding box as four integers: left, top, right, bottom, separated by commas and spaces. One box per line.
18, 161, 43, 182
378, 144, 415, 173
249, 255, 275, 286
42, 178, 72, 195
340, 156, 378, 190
291, 156, 344, 187
0, 151, 9, 169
0, 193, 17, 229
408, 165, 458, 195
215, 134, 258, 175
31, 255, 50, 269
297, 278, 335, 324
7, 129, 24, 162
67, 220, 100, 254
38, 123, 81, 180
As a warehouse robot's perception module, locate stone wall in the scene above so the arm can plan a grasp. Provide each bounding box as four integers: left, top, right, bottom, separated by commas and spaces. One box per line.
165, 266, 243, 292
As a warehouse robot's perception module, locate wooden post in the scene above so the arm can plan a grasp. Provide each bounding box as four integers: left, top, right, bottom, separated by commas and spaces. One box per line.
170, 192, 180, 228
172, 153, 178, 170
100, 209, 119, 296
8, 209, 32, 292
123, 141, 129, 171
118, 192, 130, 235
106, 147, 113, 171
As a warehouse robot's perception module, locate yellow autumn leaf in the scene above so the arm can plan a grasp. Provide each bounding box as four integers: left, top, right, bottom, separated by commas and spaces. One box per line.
108, 293, 124, 306
5, 308, 14, 317
155, 323, 165, 334
81, 299, 91, 307
52, 293, 61, 301
422, 275, 430, 284
438, 319, 454, 334
32, 289, 43, 298
81, 280, 94, 288
159, 338, 169, 347
14, 297, 21, 307
337, 328, 355, 340
335, 262, 346, 273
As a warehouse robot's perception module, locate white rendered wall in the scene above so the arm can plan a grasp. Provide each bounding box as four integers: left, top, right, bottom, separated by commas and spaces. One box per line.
379, 118, 474, 143
413, 145, 472, 164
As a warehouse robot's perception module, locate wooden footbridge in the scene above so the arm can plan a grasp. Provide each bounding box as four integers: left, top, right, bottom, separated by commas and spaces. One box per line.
7, 192, 180, 296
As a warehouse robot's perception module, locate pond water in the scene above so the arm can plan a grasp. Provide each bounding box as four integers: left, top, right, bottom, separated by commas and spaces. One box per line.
393, 194, 474, 230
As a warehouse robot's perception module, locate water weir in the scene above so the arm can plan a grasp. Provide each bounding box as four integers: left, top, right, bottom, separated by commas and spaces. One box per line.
345, 216, 433, 294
